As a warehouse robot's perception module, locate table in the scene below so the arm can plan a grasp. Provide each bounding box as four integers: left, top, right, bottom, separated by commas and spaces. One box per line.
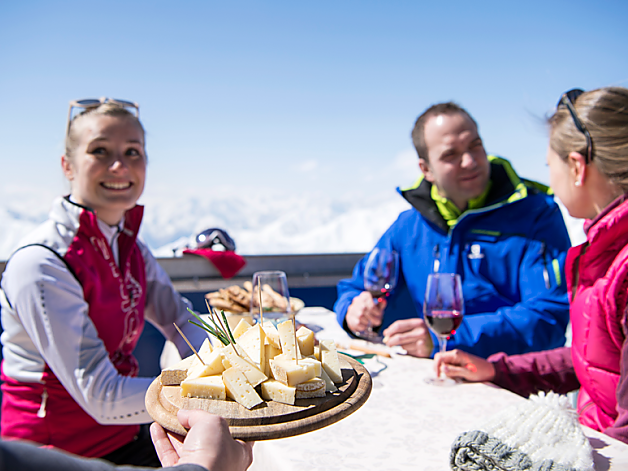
249, 307, 628, 471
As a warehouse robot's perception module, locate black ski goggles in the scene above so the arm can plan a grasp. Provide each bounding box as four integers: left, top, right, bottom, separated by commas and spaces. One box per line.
195, 228, 236, 252
556, 89, 593, 164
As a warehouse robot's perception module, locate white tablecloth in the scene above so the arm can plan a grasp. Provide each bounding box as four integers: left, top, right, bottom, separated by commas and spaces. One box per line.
249, 307, 628, 471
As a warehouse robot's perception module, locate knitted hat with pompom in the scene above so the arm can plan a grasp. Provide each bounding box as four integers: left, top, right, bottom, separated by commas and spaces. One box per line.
450, 391, 594, 471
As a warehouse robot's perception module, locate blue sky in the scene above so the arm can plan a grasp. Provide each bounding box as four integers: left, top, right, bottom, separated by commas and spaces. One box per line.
1, 0, 627, 207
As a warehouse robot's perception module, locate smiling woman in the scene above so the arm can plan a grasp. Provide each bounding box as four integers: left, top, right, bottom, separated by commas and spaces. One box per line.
63, 103, 147, 225
0, 99, 208, 466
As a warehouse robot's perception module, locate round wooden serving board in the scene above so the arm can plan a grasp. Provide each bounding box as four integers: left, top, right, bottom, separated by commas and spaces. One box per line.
145, 354, 371, 441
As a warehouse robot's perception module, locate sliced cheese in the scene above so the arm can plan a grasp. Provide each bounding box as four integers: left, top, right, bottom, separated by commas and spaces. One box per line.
220, 345, 267, 387
320, 339, 343, 384
296, 378, 326, 399
296, 326, 315, 356
261, 321, 281, 349
186, 349, 225, 380
237, 324, 266, 369
161, 355, 195, 386
269, 358, 318, 387
232, 318, 253, 339
180, 375, 226, 400
298, 357, 322, 377
263, 342, 283, 377
260, 379, 296, 405
277, 319, 301, 360
222, 368, 263, 410
319, 365, 338, 392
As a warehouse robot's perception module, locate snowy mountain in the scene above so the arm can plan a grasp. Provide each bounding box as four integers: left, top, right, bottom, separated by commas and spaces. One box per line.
0, 185, 585, 262
0, 187, 412, 260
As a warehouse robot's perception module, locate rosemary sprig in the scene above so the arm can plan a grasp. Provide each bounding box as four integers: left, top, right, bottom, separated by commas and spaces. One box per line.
186, 307, 232, 346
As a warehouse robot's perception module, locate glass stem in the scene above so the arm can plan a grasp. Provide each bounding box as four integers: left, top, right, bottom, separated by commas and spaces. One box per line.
437, 336, 447, 377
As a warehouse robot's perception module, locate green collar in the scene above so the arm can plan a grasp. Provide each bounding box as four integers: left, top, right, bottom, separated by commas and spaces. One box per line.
399, 155, 551, 232
430, 182, 492, 227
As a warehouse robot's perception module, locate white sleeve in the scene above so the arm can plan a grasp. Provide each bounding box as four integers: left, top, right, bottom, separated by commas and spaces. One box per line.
2, 246, 153, 425
140, 243, 209, 354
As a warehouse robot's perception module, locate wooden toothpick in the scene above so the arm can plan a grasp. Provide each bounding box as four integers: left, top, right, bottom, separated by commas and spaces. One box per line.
258, 284, 264, 327
173, 323, 205, 365
292, 308, 298, 365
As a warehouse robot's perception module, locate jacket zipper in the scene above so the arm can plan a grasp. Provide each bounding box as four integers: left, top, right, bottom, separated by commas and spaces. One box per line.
541, 242, 550, 289
433, 244, 440, 273
37, 387, 48, 418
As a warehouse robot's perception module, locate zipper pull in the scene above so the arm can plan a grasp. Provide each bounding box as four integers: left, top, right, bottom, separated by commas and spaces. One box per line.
541, 242, 550, 289
433, 244, 440, 273
37, 388, 48, 418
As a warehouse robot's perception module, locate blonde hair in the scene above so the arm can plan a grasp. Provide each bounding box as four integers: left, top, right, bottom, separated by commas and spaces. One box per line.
65, 102, 146, 160
549, 86, 628, 192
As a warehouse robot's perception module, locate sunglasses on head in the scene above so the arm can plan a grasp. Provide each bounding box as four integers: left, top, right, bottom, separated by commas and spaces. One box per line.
66, 97, 140, 135
556, 89, 593, 164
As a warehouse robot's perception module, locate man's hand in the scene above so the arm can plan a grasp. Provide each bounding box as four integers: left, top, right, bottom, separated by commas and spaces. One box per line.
345, 291, 387, 334
150, 409, 253, 471
382, 318, 433, 357
433, 349, 495, 382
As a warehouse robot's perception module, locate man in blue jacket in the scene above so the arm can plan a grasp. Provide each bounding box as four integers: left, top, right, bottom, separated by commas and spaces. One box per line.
334, 102, 571, 358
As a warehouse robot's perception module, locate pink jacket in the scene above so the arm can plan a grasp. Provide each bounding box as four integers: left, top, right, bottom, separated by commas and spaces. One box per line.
490, 194, 628, 444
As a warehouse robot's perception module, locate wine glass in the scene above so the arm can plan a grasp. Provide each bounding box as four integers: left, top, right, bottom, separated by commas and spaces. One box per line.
357, 248, 399, 343
250, 271, 292, 326
423, 273, 464, 386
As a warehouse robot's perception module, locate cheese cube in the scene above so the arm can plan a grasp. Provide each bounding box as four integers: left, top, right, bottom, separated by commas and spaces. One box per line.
320, 339, 343, 384
236, 324, 266, 369
222, 368, 263, 410
298, 357, 322, 377
232, 318, 253, 339
269, 358, 318, 387
260, 379, 296, 405
186, 349, 225, 380
296, 326, 315, 356
161, 355, 195, 386
180, 375, 226, 400
263, 342, 283, 377
313, 345, 321, 361
220, 345, 267, 387
277, 319, 301, 360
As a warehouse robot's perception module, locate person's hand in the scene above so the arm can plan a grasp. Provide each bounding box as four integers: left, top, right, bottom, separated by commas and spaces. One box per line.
433, 349, 496, 382
382, 318, 433, 357
345, 291, 387, 334
150, 409, 253, 471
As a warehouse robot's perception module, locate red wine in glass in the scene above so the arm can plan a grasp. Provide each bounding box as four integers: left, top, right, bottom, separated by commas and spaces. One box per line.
358, 248, 399, 342
423, 273, 464, 386
424, 310, 463, 337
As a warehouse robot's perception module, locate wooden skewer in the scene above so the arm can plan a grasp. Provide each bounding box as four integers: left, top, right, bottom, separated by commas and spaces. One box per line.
292, 307, 299, 365
258, 284, 264, 327
173, 323, 205, 365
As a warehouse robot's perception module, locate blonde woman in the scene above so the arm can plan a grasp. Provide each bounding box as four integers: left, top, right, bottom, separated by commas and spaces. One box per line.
435, 87, 628, 444
0, 99, 207, 465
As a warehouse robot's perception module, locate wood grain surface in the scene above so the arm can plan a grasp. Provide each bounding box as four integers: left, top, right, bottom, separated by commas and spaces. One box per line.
145, 354, 372, 441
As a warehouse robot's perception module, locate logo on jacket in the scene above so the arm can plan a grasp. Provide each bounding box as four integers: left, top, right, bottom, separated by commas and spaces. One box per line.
468, 244, 484, 259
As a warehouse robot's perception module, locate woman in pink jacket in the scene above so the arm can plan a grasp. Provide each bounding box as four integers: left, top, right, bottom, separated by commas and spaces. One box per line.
435, 86, 628, 444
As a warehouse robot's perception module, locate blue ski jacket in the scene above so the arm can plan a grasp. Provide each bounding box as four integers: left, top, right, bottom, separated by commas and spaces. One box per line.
334, 156, 571, 358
